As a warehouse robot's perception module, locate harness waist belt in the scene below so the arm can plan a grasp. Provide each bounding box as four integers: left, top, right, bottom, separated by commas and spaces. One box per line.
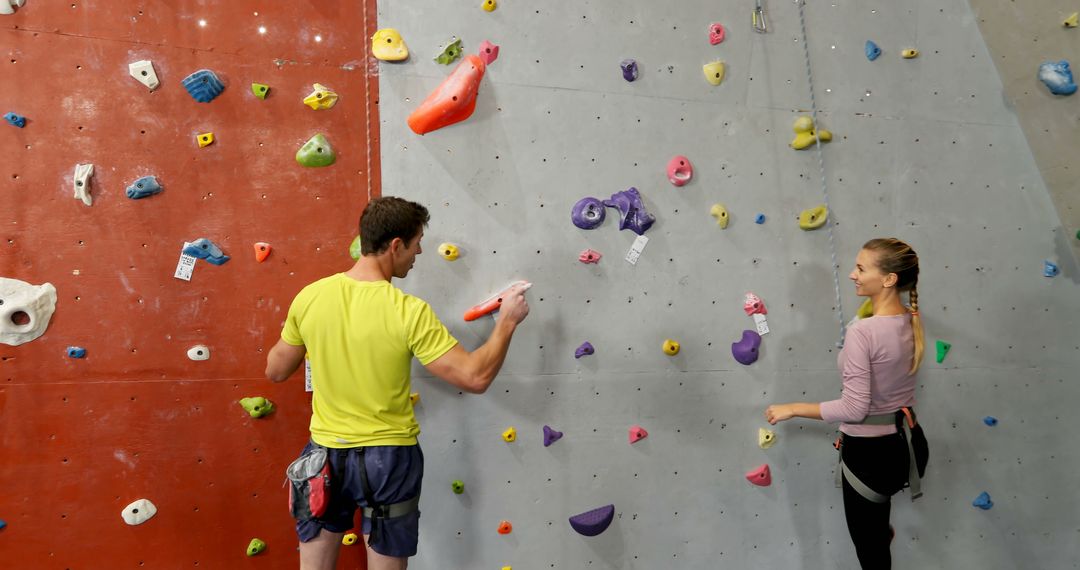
835, 407, 922, 503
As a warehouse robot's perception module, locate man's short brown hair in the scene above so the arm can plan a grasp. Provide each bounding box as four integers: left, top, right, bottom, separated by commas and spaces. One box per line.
358, 197, 430, 255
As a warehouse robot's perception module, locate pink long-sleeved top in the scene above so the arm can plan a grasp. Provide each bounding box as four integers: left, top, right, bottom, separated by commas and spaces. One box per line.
820, 314, 917, 436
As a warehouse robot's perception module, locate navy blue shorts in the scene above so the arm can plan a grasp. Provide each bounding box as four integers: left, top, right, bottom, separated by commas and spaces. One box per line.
293, 442, 424, 557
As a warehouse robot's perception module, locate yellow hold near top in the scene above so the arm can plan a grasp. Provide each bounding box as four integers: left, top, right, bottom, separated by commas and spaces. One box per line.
196, 132, 214, 148
901, 48, 919, 59
1065, 12, 1079, 28
703, 61, 725, 85
304, 83, 339, 110
372, 28, 409, 61
710, 203, 730, 229
856, 298, 874, 319
758, 428, 776, 449
482, 0, 497, 12
502, 426, 517, 442
798, 205, 828, 230
790, 116, 832, 150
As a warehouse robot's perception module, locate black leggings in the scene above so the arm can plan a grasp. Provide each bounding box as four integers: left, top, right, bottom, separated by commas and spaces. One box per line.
840, 432, 910, 570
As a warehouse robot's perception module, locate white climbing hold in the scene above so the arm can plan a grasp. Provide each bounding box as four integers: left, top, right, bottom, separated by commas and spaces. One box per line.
128, 60, 160, 91
0, 0, 26, 16
0, 277, 57, 346
73, 163, 94, 206
187, 345, 210, 361
121, 498, 157, 526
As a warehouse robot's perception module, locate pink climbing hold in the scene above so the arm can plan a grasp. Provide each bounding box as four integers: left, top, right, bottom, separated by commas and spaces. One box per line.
478, 40, 500, 65
746, 464, 772, 486
628, 425, 648, 444
743, 292, 767, 315
709, 23, 726, 45
578, 248, 602, 264
666, 155, 693, 186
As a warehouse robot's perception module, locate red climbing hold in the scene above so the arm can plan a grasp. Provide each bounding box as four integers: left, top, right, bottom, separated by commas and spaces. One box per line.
497, 520, 513, 534
628, 425, 648, 444
407, 54, 487, 135
745, 464, 772, 486
254, 242, 271, 263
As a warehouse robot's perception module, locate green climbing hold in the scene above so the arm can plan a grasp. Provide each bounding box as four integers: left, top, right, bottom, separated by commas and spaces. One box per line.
246, 538, 266, 556
1075, 229, 1080, 241
296, 133, 336, 167
935, 340, 951, 363
349, 236, 362, 260
856, 298, 874, 319
251, 83, 270, 99
451, 480, 465, 494
434, 37, 463, 65
239, 397, 275, 418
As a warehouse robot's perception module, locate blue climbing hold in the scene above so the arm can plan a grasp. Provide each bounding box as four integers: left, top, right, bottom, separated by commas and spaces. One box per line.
983, 416, 998, 427
865, 40, 882, 61
3, 112, 26, 128
1043, 260, 1059, 277
0, 519, 6, 530
1037, 61, 1077, 96
66, 346, 87, 358
972, 492, 993, 510
182, 69, 226, 103
125, 175, 163, 200
754, 213, 766, 224
183, 238, 230, 265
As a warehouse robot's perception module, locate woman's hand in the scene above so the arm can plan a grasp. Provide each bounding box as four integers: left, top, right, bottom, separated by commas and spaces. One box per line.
765, 404, 795, 425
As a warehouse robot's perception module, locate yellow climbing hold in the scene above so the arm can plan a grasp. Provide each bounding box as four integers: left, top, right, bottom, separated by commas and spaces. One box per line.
372, 28, 409, 62
709, 203, 730, 229
410, 392, 420, 405
502, 426, 517, 442
303, 83, 339, 110
790, 116, 832, 150
856, 298, 874, 319
1065, 12, 1079, 28
342, 533, 359, 546
439, 242, 460, 261
702, 61, 725, 85
662, 339, 680, 356
758, 428, 776, 449
901, 48, 919, 59
196, 132, 214, 148
798, 205, 828, 230
482, 0, 497, 11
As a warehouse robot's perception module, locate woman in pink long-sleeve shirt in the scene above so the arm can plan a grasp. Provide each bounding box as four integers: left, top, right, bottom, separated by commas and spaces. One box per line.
765, 238, 926, 570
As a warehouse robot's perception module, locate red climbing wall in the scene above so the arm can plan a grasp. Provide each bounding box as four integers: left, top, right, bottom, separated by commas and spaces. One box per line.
1, 1, 379, 568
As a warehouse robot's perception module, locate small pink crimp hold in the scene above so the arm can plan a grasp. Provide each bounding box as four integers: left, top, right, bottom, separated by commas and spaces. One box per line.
578, 249, 602, 264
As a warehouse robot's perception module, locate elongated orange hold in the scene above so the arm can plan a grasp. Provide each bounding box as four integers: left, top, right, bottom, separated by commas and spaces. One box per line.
407, 54, 486, 135
254, 242, 272, 263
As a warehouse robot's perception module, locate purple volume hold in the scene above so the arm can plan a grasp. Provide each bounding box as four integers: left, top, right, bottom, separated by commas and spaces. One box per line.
603, 187, 655, 235
575, 341, 595, 358
543, 425, 563, 447
620, 59, 638, 82
571, 197, 607, 230
732, 330, 762, 365
569, 504, 616, 537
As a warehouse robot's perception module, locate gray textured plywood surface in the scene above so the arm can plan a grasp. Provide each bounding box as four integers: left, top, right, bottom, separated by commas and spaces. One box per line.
377, 1, 1080, 568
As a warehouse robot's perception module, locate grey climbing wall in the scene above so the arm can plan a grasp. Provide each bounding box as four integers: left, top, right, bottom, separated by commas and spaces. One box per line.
377, 1, 1080, 568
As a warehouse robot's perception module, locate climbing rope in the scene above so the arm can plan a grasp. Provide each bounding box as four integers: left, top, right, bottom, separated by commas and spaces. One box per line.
795, 0, 847, 347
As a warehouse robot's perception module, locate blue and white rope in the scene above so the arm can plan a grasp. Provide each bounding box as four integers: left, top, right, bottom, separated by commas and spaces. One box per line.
795, 0, 847, 347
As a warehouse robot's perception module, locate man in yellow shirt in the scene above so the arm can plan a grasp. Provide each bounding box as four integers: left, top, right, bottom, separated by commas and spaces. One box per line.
265, 197, 530, 570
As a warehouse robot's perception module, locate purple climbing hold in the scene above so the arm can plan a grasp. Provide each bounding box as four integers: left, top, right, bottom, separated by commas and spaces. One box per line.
543, 425, 563, 447
620, 59, 638, 82
603, 187, 655, 235
571, 197, 607, 230
569, 504, 615, 537
575, 341, 595, 359
732, 330, 761, 365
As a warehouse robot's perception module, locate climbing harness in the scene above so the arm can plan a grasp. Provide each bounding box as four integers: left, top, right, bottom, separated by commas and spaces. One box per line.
356, 447, 421, 548
834, 407, 927, 503
286, 443, 420, 549
795, 0, 847, 347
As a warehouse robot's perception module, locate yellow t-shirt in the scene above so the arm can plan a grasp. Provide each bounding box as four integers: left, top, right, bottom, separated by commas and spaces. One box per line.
281, 274, 458, 448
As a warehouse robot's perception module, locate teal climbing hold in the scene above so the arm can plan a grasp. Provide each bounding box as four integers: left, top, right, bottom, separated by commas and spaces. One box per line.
935, 340, 951, 363
296, 133, 336, 167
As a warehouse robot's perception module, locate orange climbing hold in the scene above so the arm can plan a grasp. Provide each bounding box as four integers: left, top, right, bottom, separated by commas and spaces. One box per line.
253, 242, 271, 263
497, 520, 513, 534
407, 54, 487, 135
